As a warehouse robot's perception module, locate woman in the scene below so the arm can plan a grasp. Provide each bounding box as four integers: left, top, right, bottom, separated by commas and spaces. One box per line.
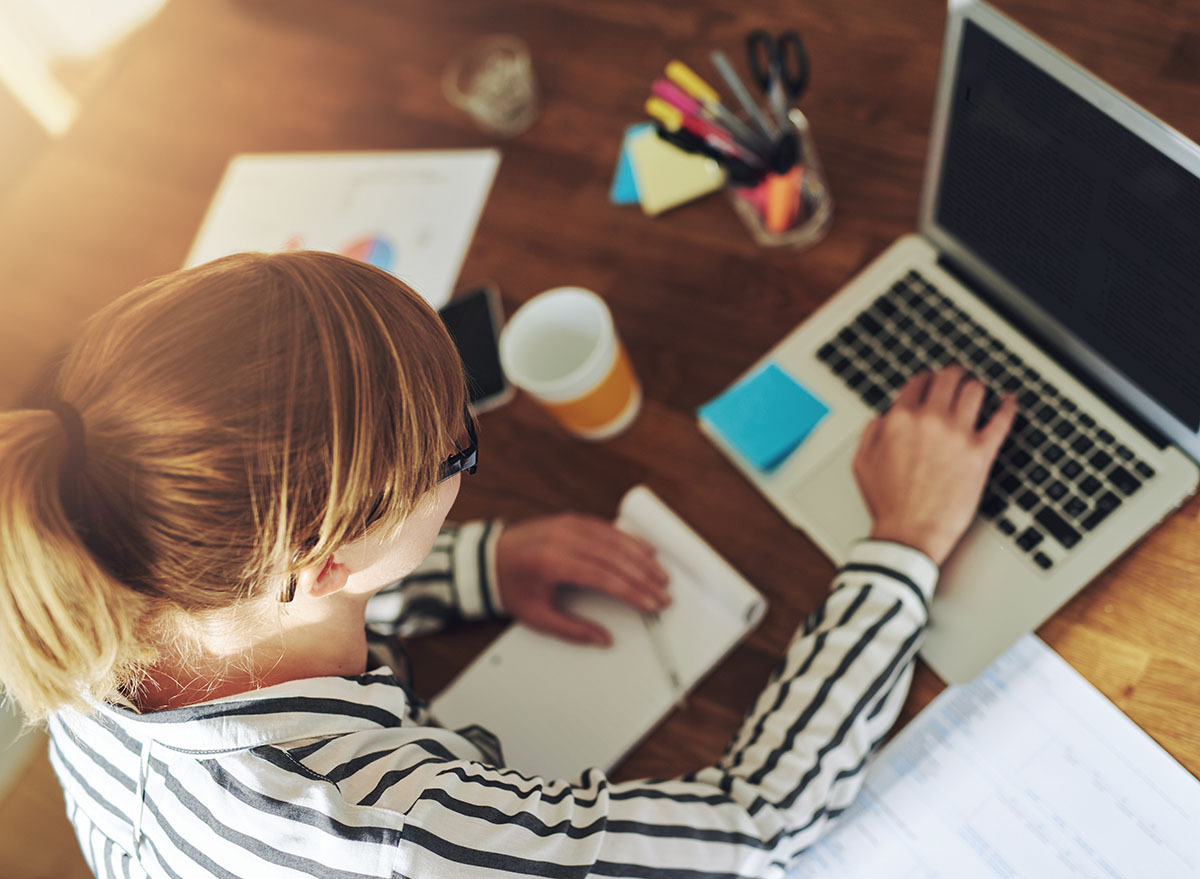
0, 250, 1014, 878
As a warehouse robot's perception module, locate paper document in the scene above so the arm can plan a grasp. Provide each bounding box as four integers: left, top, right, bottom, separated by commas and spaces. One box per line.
793, 634, 1200, 878
186, 150, 500, 308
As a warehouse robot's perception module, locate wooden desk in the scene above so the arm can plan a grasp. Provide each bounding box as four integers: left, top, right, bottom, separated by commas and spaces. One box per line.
2, 0, 1198, 873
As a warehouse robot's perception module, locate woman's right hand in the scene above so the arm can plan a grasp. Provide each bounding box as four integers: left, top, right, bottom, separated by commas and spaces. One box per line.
852, 365, 1018, 566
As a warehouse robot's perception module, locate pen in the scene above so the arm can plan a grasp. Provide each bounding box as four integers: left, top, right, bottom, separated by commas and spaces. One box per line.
710, 49, 777, 140
643, 611, 687, 710
665, 60, 771, 155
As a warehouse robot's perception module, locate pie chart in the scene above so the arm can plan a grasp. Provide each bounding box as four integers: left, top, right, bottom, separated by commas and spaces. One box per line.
341, 235, 395, 271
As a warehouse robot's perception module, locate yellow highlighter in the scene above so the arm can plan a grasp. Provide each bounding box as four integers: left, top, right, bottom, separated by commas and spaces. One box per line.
644, 96, 684, 132
666, 60, 721, 105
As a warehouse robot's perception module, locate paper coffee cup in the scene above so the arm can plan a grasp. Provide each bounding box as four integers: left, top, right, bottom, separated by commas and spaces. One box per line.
499, 287, 641, 440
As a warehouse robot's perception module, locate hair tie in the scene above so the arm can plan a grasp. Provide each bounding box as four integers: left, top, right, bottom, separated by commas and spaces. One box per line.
47, 401, 87, 475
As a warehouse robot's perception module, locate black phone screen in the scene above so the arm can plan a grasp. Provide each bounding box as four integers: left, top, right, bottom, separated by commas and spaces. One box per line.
438, 286, 508, 407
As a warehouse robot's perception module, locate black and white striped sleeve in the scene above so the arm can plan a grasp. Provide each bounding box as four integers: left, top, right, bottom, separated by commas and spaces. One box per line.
378, 539, 937, 877
365, 520, 507, 637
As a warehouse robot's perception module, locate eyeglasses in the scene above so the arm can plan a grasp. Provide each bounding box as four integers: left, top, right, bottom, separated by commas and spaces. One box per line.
439, 406, 478, 483
281, 406, 478, 602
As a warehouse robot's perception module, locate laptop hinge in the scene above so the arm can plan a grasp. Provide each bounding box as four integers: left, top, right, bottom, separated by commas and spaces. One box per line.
936, 254, 1170, 450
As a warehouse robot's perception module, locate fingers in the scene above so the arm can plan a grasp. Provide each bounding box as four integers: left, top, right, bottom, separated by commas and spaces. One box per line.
925, 364, 965, 412
565, 515, 670, 604
522, 603, 612, 647
952, 377, 986, 430
978, 393, 1019, 454
892, 371, 933, 410
556, 550, 668, 613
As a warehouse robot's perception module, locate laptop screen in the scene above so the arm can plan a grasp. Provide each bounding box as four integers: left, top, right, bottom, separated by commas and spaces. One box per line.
934, 19, 1200, 432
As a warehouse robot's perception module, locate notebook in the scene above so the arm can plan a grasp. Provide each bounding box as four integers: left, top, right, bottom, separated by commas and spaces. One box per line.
431, 485, 767, 779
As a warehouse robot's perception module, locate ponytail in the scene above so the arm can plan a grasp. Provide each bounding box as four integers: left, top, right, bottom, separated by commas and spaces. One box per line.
0, 410, 153, 722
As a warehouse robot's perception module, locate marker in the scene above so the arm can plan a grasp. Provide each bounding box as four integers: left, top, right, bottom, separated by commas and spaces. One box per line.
666, 59, 770, 154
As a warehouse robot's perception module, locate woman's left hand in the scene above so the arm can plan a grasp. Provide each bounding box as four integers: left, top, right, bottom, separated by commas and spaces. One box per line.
494, 513, 670, 646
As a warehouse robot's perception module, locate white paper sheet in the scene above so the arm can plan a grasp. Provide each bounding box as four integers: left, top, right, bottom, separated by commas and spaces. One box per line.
791, 634, 1200, 878
185, 149, 500, 308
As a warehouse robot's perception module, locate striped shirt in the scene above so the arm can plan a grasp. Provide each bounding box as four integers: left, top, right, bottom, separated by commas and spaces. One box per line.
48, 521, 938, 879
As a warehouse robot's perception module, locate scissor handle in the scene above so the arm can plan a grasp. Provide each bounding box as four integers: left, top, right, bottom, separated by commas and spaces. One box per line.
745, 29, 778, 94
774, 31, 809, 100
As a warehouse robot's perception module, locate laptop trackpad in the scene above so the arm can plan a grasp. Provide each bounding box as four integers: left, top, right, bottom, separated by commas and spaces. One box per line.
791, 440, 873, 565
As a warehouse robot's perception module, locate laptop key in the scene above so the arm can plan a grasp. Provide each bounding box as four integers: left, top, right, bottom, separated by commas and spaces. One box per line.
997, 518, 1017, 536
862, 385, 886, 408
1089, 450, 1112, 471
847, 370, 867, 389
1018, 390, 1039, 409
1028, 465, 1049, 485
1081, 491, 1122, 531
1079, 475, 1102, 496
1010, 449, 1032, 469
1096, 429, 1114, 444
1108, 466, 1142, 496
856, 313, 883, 335
1016, 528, 1044, 552
1115, 444, 1134, 460
874, 296, 898, 316
1134, 461, 1155, 479
1053, 420, 1074, 439
1046, 480, 1067, 501
1071, 435, 1094, 455
1025, 428, 1047, 448
1044, 444, 1064, 463
1060, 459, 1083, 479
818, 343, 837, 362
999, 472, 1021, 495
980, 493, 1007, 519
1035, 404, 1057, 423
1063, 496, 1088, 518
1033, 551, 1053, 570
1035, 507, 1081, 549
1078, 413, 1096, 429
1016, 490, 1039, 511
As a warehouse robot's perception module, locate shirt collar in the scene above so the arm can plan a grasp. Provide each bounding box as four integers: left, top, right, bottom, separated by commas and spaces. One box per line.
92, 666, 417, 755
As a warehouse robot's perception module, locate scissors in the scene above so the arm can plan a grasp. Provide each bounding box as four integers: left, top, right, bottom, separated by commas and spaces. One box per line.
746, 29, 809, 131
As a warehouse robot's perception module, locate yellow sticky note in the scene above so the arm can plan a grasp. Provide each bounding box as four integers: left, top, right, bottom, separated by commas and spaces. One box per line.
627, 130, 726, 216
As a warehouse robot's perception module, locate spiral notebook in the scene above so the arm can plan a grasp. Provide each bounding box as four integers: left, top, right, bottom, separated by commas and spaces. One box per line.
432, 486, 767, 779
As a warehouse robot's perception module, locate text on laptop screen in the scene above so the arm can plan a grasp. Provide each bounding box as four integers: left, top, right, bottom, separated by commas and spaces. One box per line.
935, 19, 1200, 431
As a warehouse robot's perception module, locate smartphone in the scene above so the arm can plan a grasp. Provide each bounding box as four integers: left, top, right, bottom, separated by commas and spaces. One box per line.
438, 282, 514, 413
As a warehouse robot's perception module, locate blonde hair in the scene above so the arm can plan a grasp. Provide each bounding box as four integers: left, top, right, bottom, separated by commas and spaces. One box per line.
0, 251, 466, 721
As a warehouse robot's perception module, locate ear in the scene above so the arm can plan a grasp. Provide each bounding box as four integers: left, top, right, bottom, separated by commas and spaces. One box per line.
305, 556, 350, 599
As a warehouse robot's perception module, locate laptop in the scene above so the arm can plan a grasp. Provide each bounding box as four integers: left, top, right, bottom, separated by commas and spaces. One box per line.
701, 0, 1200, 683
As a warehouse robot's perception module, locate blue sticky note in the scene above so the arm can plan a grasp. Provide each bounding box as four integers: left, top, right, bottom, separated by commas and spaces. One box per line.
609, 123, 652, 205
698, 363, 830, 472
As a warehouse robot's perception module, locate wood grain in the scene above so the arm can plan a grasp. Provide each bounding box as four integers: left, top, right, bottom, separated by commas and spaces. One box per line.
1, 0, 1198, 874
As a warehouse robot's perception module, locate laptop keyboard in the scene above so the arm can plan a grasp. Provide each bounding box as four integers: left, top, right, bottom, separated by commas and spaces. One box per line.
816, 269, 1157, 571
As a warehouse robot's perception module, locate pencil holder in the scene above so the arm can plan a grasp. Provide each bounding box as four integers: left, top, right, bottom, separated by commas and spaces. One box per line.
727, 109, 833, 249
